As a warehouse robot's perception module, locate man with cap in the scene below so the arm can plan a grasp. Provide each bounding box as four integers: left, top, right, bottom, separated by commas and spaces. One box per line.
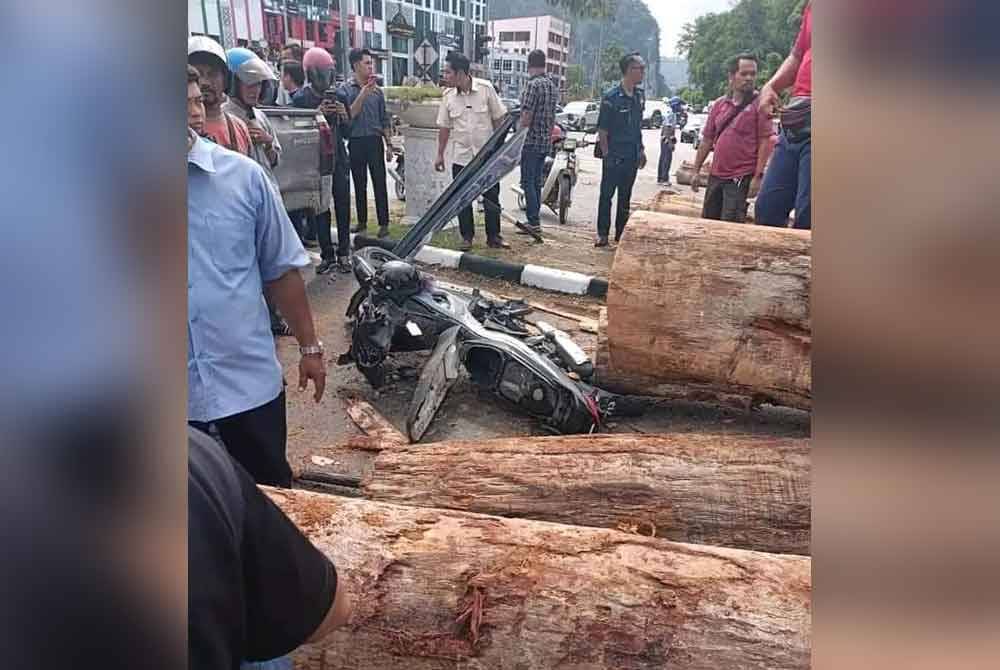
188, 36, 252, 156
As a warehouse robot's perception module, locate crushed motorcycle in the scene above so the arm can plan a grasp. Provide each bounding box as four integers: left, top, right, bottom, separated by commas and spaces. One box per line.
337, 114, 645, 441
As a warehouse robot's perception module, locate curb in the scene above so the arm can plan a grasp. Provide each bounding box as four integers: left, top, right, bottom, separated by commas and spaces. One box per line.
353, 235, 608, 298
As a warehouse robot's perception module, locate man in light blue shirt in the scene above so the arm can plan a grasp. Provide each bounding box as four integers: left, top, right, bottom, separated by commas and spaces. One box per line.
187, 65, 326, 488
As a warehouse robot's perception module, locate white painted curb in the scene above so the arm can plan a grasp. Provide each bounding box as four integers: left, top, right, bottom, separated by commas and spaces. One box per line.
520, 264, 592, 295
414, 246, 463, 268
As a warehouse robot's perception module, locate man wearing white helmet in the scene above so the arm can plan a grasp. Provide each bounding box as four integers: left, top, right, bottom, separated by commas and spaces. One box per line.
188, 36, 252, 156
223, 47, 283, 188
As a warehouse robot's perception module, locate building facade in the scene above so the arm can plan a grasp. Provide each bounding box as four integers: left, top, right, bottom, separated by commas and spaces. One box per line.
190, 0, 491, 84
487, 15, 571, 97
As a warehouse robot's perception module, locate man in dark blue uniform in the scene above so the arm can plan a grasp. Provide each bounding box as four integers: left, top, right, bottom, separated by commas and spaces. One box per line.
595, 52, 647, 247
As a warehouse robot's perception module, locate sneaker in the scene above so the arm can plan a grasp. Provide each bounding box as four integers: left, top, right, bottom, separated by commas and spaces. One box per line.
487, 236, 511, 249
459, 239, 474, 252
316, 258, 336, 275
271, 318, 293, 337
377, 225, 390, 239
516, 223, 542, 236
594, 236, 609, 248
302, 237, 318, 248
337, 257, 352, 274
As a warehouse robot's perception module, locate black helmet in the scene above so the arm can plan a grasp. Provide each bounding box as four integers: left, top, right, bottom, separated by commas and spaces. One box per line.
376, 261, 422, 300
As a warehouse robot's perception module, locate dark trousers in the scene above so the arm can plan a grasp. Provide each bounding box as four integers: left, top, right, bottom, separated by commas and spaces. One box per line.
755, 131, 811, 230
348, 136, 390, 230
287, 209, 308, 240
657, 139, 675, 182
188, 392, 291, 488
702, 174, 752, 223
453, 163, 501, 241
520, 149, 548, 227
597, 156, 639, 240
318, 159, 352, 260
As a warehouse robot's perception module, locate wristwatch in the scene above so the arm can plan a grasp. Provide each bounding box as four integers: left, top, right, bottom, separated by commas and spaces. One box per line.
299, 342, 325, 357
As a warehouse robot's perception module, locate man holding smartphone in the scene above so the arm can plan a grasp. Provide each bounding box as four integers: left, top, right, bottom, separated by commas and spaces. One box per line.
339, 48, 393, 239
293, 48, 354, 275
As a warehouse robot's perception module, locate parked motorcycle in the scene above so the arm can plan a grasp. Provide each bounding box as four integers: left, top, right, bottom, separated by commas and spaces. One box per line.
512, 125, 585, 225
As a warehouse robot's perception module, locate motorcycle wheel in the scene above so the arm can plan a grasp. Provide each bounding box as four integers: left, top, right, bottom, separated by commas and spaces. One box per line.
558, 174, 571, 225
517, 193, 526, 211
395, 177, 405, 201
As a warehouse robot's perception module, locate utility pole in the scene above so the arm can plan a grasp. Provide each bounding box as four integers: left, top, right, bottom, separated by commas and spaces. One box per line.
338, 0, 351, 78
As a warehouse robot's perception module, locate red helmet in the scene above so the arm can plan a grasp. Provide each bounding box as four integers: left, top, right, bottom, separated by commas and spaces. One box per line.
303, 47, 334, 70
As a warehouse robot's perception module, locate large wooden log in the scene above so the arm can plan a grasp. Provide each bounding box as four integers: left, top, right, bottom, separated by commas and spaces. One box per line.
639, 190, 707, 219
600, 213, 811, 409
270, 489, 811, 669
361, 432, 810, 555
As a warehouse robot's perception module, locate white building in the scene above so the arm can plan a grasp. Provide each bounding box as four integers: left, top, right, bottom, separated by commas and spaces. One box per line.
382, 0, 490, 85
487, 14, 571, 96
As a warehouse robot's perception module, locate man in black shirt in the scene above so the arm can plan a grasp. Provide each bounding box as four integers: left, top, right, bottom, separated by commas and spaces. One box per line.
595, 52, 647, 247
189, 427, 350, 669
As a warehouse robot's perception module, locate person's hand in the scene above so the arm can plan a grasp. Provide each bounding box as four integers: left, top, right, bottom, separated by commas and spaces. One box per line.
758, 84, 780, 117
434, 155, 445, 172
691, 172, 701, 193
332, 101, 349, 121
749, 175, 762, 199
319, 99, 337, 117
248, 126, 272, 146
638, 150, 647, 170
361, 77, 378, 97
298, 354, 327, 402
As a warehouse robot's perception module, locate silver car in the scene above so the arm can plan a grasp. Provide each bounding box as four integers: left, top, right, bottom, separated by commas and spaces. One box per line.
556, 100, 600, 131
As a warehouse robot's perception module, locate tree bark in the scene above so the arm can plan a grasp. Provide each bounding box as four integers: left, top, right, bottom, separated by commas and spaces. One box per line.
638, 190, 707, 219
600, 213, 811, 410
269, 489, 811, 670
361, 432, 810, 555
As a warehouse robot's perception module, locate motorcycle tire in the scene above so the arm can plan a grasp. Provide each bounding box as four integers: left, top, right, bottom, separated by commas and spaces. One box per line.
395, 178, 405, 201
517, 193, 526, 211
558, 174, 571, 225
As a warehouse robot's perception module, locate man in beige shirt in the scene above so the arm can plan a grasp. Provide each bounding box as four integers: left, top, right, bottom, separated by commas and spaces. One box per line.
434, 52, 509, 250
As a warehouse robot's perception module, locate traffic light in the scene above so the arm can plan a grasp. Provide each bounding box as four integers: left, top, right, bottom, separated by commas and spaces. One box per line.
475, 34, 492, 63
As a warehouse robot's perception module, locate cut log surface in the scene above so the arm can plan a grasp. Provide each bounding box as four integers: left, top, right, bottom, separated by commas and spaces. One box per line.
640, 191, 706, 219
346, 398, 409, 446
602, 213, 811, 409
363, 432, 810, 555
270, 489, 811, 670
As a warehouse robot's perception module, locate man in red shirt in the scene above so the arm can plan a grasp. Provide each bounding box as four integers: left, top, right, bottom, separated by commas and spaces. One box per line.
691, 54, 775, 223
755, 0, 812, 229
188, 36, 252, 157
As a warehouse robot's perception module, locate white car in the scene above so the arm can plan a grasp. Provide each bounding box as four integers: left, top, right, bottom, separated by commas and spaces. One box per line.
642, 100, 670, 128
556, 101, 600, 131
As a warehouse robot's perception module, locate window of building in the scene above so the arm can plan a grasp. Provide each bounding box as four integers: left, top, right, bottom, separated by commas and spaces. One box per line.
547, 48, 559, 61
503, 60, 512, 71
362, 0, 383, 20
391, 36, 408, 53
415, 9, 430, 33
435, 0, 444, 9
392, 56, 409, 85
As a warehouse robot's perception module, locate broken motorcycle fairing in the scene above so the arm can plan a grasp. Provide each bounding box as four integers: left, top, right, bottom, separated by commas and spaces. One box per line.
341, 248, 634, 441
339, 114, 637, 440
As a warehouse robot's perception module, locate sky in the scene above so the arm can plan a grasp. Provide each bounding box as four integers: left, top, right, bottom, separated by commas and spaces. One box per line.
651, 0, 734, 57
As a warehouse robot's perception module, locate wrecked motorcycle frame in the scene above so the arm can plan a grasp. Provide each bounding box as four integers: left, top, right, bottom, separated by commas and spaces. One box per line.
339, 115, 640, 441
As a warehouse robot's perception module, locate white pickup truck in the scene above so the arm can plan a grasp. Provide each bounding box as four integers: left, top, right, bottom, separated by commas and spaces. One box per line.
258, 106, 333, 216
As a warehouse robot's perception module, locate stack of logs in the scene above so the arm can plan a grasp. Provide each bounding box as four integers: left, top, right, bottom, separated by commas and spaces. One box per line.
275, 401, 811, 669
269, 209, 812, 669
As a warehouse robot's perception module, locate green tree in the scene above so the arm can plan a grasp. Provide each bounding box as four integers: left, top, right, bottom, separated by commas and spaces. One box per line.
599, 43, 626, 88
544, 0, 619, 19
565, 63, 589, 100
679, 0, 806, 102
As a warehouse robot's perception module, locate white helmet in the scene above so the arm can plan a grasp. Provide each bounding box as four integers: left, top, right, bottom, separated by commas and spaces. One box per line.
187, 35, 228, 76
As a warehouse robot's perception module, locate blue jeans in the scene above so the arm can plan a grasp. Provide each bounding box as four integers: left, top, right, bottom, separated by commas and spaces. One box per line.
520, 149, 547, 227
756, 130, 811, 230
241, 657, 292, 670
657, 140, 674, 182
